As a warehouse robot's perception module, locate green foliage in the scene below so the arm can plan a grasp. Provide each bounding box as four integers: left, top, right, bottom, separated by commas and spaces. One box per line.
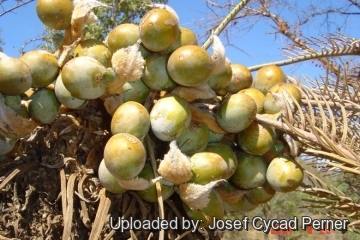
41, 0, 168, 52
84, 0, 168, 40
40, 27, 62, 53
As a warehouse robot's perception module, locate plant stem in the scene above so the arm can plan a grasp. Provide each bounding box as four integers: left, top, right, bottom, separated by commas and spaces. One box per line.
248, 50, 360, 72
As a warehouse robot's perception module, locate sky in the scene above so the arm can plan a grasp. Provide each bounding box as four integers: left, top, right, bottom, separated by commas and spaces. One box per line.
0, 0, 359, 80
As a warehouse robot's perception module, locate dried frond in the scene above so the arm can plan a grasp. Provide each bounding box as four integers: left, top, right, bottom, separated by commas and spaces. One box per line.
257, 62, 360, 167
256, 58, 360, 230
299, 183, 360, 232
249, 34, 360, 71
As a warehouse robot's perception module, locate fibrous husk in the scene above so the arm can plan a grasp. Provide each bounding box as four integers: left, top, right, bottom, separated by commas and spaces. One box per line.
215, 185, 248, 203
0, 94, 38, 139
148, 4, 179, 22
58, 0, 109, 63
157, 141, 192, 185
72, 0, 108, 20
71, 0, 109, 40
117, 176, 162, 191
179, 180, 225, 210
190, 105, 226, 134
268, 89, 296, 114
103, 94, 123, 116
107, 42, 145, 95
171, 84, 217, 102
211, 35, 226, 74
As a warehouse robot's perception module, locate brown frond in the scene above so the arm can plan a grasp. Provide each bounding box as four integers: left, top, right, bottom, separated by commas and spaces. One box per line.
273, 61, 360, 165
249, 34, 360, 71
296, 166, 360, 232
256, 59, 360, 230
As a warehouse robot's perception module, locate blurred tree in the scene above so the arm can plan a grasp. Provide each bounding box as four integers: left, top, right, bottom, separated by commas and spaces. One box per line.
40, 0, 168, 52
84, 0, 168, 40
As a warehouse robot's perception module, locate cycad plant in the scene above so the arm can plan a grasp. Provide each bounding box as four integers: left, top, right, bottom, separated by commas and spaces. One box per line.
0, 0, 359, 239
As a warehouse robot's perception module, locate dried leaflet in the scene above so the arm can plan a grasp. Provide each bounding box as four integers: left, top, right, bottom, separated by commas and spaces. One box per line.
172, 84, 217, 102
179, 180, 225, 210
158, 141, 193, 185
283, 133, 301, 157
108, 42, 145, 95
0, 95, 38, 139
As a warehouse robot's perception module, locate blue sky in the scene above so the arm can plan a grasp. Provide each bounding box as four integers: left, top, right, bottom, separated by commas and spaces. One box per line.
0, 0, 359, 79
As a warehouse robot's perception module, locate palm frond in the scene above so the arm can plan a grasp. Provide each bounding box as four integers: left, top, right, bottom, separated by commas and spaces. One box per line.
255, 52, 360, 230
248, 34, 360, 71
299, 174, 360, 232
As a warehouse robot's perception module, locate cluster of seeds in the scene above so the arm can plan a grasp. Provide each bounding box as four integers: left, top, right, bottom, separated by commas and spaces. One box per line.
0, 0, 304, 228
